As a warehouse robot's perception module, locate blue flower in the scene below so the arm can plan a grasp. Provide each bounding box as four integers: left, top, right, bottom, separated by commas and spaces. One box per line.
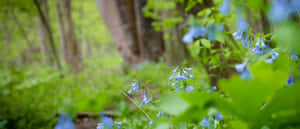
237, 17, 249, 32
272, 51, 279, 60
182, 34, 194, 44
185, 86, 195, 93
149, 121, 153, 126
235, 61, 247, 73
176, 86, 182, 90
156, 112, 162, 117
241, 68, 252, 80
165, 114, 170, 118
96, 123, 104, 129
54, 114, 75, 129
183, 26, 207, 44
172, 67, 178, 74
242, 34, 249, 47
212, 86, 217, 90
290, 0, 300, 12
169, 67, 194, 90
265, 58, 273, 64
171, 82, 177, 87
252, 38, 269, 56
201, 117, 209, 127
232, 31, 243, 41
216, 112, 223, 121
115, 122, 122, 129
291, 54, 299, 61
286, 75, 295, 86
235, 60, 251, 80
248, 38, 253, 48
268, 0, 290, 23
184, 67, 193, 72
192, 26, 207, 38
219, 0, 231, 15
100, 113, 114, 129
139, 93, 152, 107
128, 81, 139, 94
265, 50, 279, 64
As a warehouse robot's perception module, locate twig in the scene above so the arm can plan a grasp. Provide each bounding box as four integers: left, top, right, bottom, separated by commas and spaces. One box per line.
121, 91, 152, 121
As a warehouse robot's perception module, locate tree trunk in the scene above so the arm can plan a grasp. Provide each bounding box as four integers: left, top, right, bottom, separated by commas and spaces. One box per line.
133, 0, 165, 62
96, 0, 164, 66
37, 0, 53, 65
55, 2, 68, 64
12, 12, 35, 52
60, 0, 82, 74
96, 0, 140, 65
163, 24, 189, 65
33, 0, 62, 70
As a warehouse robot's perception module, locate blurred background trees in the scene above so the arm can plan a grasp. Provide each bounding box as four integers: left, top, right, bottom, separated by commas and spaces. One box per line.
1, 0, 300, 129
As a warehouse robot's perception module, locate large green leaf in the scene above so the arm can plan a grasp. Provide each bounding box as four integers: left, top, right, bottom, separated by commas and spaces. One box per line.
160, 92, 189, 116
219, 61, 289, 121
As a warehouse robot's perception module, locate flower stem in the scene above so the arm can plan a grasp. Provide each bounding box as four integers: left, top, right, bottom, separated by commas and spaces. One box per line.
121, 90, 152, 121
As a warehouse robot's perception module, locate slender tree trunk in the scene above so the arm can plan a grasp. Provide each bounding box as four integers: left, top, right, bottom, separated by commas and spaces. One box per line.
37, 0, 53, 65
12, 12, 34, 52
55, 2, 68, 63
60, 0, 82, 74
96, 0, 165, 65
33, 0, 62, 70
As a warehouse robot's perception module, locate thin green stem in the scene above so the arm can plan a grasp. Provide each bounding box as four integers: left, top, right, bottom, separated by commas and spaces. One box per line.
121, 91, 152, 121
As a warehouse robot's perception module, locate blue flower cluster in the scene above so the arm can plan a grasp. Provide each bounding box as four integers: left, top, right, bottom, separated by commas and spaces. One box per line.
219, 0, 231, 15
169, 67, 194, 92
127, 81, 152, 107
265, 50, 279, 64
54, 114, 75, 129
128, 81, 139, 94
232, 16, 249, 41
182, 26, 207, 44
201, 112, 223, 128
235, 60, 251, 80
97, 113, 122, 129
286, 74, 295, 86
291, 53, 299, 61
139, 93, 152, 107
182, 24, 224, 44
252, 38, 269, 56
156, 112, 170, 118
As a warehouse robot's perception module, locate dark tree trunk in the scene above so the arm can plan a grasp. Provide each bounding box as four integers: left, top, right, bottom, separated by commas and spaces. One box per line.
60, 0, 82, 74
33, 0, 62, 70
37, 0, 53, 65
96, 0, 164, 65
133, 0, 165, 62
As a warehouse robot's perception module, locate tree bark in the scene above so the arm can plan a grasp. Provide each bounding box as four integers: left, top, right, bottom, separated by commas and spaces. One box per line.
134, 0, 165, 62
33, 0, 62, 70
60, 0, 82, 74
96, 0, 165, 65
55, 2, 68, 64
37, 0, 53, 65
